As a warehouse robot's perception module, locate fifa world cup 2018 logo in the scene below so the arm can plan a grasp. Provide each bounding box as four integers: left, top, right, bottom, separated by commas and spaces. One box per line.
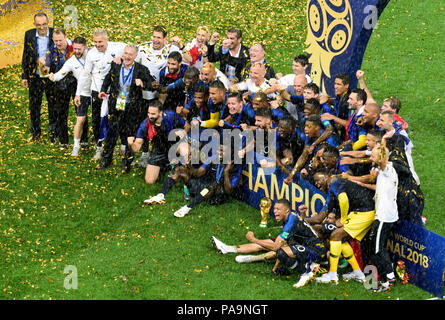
305, 0, 353, 93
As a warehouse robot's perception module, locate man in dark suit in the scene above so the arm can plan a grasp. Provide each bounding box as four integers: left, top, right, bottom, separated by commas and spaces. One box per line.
96, 44, 154, 173
21, 12, 55, 142
207, 28, 250, 85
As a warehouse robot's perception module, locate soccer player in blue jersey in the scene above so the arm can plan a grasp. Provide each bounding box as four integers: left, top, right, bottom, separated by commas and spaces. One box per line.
211, 199, 326, 288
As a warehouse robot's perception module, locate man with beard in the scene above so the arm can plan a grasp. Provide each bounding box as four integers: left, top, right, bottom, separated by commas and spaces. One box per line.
49, 36, 90, 156
127, 100, 186, 184
144, 143, 242, 218
136, 25, 181, 167
74, 29, 127, 160
96, 44, 154, 173
158, 51, 188, 111
238, 107, 278, 169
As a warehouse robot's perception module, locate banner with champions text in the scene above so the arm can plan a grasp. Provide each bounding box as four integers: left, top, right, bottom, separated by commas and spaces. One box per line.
238, 157, 445, 298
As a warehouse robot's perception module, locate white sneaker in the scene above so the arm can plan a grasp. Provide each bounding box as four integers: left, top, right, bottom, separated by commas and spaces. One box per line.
235, 255, 254, 263
173, 205, 192, 218
294, 271, 315, 288
211, 236, 234, 254
93, 146, 103, 160
342, 270, 366, 283
71, 146, 80, 157
316, 272, 339, 284
143, 193, 165, 205
293, 263, 319, 288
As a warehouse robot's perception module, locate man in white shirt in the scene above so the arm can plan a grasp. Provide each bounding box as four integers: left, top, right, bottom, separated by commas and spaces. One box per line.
74, 29, 126, 159
229, 62, 273, 99
49, 36, 90, 156
135, 25, 181, 167
360, 145, 398, 292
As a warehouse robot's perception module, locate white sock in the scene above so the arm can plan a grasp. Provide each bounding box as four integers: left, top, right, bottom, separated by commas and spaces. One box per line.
74, 139, 80, 148
249, 254, 266, 262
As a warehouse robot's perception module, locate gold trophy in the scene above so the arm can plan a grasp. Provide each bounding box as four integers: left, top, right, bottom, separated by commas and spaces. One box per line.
259, 197, 272, 228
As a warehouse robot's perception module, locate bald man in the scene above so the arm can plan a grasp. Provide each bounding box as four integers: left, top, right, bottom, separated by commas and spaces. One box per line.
229, 62, 273, 99
265, 74, 308, 121
200, 62, 230, 89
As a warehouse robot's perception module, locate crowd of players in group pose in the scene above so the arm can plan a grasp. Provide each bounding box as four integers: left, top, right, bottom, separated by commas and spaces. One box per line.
21, 12, 425, 293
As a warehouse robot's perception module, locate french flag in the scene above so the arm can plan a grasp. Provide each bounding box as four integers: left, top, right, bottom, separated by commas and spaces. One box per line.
98, 97, 109, 142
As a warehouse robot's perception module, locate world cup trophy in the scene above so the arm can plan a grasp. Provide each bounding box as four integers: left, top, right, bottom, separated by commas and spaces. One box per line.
259, 197, 272, 228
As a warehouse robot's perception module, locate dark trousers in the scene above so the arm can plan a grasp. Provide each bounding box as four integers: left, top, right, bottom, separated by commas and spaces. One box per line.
368, 219, 395, 282
28, 77, 56, 137
91, 91, 102, 145
102, 109, 140, 163
53, 85, 70, 145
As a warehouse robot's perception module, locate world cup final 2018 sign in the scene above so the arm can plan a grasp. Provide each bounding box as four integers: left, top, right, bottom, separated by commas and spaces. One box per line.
305, 0, 390, 97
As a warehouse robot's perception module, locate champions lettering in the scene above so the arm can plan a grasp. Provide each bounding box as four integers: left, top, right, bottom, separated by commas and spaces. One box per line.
386, 232, 430, 269
242, 163, 326, 215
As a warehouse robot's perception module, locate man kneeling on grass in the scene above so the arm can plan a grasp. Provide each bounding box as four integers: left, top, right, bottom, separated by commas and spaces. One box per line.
143, 143, 243, 218
211, 198, 327, 288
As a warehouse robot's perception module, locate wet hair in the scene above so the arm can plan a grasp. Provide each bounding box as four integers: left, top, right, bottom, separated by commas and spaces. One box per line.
305, 114, 322, 128
184, 66, 200, 80
153, 25, 167, 37
209, 79, 226, 91
168, 51, 182, 63
351, 88, 367, 104
304, 82, 320, 94
148, 99, 163, 111
227, 27, 242, 39
335, 73, 350, 86
73, 36, 87, 46
227, 91, 243, 102
305, 98, 321, 113
293, 54, 309, 66
53, 28, 66, 36
367, 129, 383, 143
195, 84, 209, 97
383, 96, 402, 113
275, 198, 291, 209
255, 106, 272, 119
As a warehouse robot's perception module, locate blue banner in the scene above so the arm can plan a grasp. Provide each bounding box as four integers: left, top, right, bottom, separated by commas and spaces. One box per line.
238, 161, 328, 217
305, 0, 390, 97
387, 220, 445, 298
239, 159, 445, 298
